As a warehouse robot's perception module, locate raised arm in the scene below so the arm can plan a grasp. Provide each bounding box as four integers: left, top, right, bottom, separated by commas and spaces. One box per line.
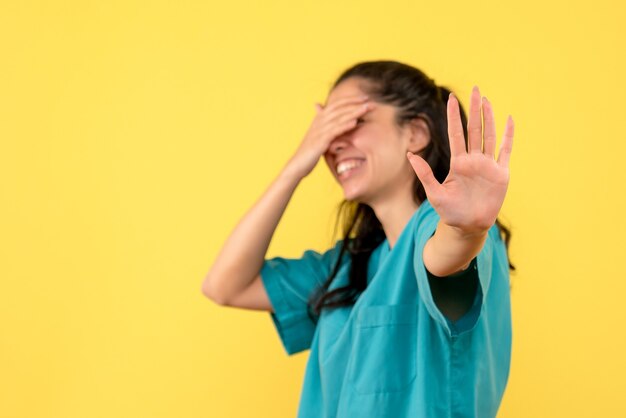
202, 93, 374, 304
407, 86, 515, 277
201, 164, 301, 304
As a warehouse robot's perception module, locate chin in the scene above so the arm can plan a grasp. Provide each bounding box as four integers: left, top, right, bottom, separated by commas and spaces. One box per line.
342, 188, 366, 204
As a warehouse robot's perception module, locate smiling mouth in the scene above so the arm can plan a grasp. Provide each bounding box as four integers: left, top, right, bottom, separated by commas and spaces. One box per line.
337, 159, 365, 179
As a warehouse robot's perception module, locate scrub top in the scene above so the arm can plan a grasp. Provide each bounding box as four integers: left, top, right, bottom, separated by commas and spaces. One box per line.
259, 199, 512, 418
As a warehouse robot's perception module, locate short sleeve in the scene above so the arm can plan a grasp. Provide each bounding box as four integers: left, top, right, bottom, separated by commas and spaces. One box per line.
413, 203, 504, 338
260, 240, 344, 355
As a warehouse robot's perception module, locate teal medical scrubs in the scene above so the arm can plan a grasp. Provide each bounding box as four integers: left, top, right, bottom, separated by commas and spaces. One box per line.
260, 199, 512, 418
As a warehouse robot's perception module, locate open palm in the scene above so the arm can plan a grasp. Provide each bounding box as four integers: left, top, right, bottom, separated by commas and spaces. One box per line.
407, 86, 515, 234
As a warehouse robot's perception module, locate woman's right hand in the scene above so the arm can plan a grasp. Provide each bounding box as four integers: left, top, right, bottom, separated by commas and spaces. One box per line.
284, 94, 376, 179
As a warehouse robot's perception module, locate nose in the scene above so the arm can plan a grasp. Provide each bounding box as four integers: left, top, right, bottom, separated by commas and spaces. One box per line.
328, 135, 350, 154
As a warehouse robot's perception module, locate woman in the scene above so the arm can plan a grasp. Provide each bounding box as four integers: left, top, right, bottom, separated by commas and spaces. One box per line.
202, 60, 515, 418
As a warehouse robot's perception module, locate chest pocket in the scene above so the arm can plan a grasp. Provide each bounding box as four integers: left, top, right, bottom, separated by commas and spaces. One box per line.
347, 304, 418, 395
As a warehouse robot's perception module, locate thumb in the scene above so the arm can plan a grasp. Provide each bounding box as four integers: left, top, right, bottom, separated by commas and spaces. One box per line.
406, 151, 442, 198
314, 103, 323, 113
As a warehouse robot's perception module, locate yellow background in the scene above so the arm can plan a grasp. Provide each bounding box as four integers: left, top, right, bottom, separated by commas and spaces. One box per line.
1, 0, 625, 417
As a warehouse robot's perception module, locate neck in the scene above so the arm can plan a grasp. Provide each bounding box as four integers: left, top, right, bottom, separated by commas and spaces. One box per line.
369, 186, 420, 250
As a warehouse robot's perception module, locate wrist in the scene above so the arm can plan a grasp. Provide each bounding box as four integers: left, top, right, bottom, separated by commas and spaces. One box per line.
448, 224, 490, 240
439, 221, 489, 243
278, 161, 307, 185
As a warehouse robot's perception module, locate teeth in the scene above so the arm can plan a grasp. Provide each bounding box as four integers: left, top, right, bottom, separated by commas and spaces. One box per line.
337, 159, 364, 175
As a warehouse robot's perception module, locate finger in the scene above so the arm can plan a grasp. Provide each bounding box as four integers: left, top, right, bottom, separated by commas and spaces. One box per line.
331, 101, 375, 126
326, 103, 375, 137
327, 117, 361, 140
482, 97, 496, 158
315, 103, 323, 113
447, 93, 467, 157
324, 94, 369, 113
497, 115, 515, 168
467, 86, 483, 154
406, 151, 443, 199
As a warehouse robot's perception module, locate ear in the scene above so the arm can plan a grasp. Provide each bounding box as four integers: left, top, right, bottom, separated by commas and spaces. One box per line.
405, 117, 431, 154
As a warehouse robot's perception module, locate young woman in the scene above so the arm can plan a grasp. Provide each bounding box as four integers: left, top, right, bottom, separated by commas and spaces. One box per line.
202, 60, 515, 418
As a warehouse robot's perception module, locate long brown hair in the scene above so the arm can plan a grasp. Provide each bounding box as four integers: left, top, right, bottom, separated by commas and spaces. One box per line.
307, 60, 515, 323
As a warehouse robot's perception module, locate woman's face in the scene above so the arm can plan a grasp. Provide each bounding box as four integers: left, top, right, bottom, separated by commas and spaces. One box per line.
323, 77, 424, 206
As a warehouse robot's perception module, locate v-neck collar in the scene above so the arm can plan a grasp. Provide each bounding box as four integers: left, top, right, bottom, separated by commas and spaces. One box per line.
378, 201, 430, 262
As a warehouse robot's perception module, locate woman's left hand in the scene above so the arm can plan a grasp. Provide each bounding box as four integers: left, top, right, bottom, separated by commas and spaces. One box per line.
407, 86, 515, 235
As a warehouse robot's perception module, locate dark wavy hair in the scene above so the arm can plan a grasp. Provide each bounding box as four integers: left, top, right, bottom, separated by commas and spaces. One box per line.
306, 60, 515, 322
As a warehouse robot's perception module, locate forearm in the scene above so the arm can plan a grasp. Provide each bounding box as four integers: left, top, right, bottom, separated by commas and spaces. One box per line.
202, 162, 303, 302
422, 220, 489, 277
